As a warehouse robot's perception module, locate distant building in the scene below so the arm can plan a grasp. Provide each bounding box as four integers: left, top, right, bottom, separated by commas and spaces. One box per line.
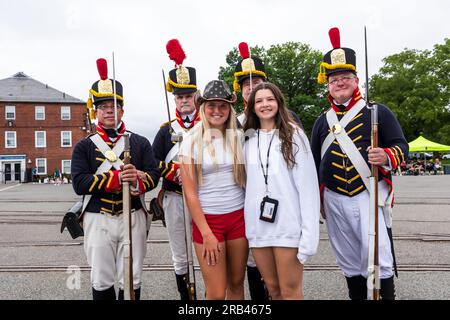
0, 72, 91, 183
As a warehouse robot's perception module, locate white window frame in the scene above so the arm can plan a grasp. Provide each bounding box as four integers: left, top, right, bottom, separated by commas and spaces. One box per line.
5, 105, 16, 120
36, 158, 47, 175
35, 131, 46, 148
5, 131, 17, 148
61, 131, 72, 147
61, 160, 71, 174
35, 106, 45, 120
61, 106, 71, 120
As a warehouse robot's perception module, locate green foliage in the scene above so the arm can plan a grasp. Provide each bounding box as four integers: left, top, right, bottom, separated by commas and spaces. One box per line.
218, 42, 328, 135
370, 38, 450, 144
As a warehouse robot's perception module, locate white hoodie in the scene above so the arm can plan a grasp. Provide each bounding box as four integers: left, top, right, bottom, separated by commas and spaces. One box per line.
244, 128, 320, 264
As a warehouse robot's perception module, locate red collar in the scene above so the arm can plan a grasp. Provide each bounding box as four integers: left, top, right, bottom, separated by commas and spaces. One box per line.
96, 122, 126, 143
175, 109, 200, 129
328, 88, 363, 112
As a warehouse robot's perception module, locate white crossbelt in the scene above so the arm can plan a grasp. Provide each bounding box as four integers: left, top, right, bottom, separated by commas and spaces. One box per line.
322, 101, 390, 208
165, 120, 186, 163
325, 104, 371, 192
81, 133, 128, 213
320, 99, 366, 159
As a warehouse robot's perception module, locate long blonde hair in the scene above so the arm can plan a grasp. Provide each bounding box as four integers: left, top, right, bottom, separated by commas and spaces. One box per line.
187, 101, 246, 188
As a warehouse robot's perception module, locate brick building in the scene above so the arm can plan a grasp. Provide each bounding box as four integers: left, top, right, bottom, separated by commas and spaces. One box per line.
0, 72, 91, 183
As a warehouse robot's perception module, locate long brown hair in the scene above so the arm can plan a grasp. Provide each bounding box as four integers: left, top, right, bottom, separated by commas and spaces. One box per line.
243, 82, 299, 169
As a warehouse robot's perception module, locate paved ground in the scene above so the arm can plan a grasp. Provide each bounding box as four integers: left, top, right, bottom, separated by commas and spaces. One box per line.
0, 175, 449, 300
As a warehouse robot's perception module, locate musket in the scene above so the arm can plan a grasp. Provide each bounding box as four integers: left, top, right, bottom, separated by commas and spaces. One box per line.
113, 52, 134, 300
162, 70, 172, 126
365, 26, 381, 300
162, 69, 196, 299
182, 192, 197, 300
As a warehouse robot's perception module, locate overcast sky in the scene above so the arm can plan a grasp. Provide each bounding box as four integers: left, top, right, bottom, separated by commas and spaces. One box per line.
1, 0, 448, 141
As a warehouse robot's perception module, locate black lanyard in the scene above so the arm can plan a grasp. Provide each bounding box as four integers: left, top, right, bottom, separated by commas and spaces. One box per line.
257, 129, 276, 193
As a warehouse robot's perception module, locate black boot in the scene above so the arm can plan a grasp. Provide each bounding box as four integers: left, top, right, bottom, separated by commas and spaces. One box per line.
176, 273, 190, 300
247, 266, 268, 301
380, 276, 396, 300
92, 286, 116, 300
345, 275, 367, 300
118, 288, 141, 300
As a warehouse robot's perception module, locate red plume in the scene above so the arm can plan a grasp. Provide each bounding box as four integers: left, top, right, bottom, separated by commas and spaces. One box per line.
238, 42, 250, 59
166, 39, 186, 66
96, 58, 108, 80
329, 27, 341, 49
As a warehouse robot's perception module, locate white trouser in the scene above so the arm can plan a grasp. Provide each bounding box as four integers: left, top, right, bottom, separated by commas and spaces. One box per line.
163, 191, 189, 275
83, 209, 148, 291
324, 182, 394, 279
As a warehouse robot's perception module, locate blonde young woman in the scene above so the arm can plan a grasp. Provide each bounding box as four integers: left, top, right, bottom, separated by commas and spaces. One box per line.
180, 80, 248, 300
243, 82, 320, 300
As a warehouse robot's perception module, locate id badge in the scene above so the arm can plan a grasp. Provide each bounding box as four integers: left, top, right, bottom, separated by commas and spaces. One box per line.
259, 196, 278, 223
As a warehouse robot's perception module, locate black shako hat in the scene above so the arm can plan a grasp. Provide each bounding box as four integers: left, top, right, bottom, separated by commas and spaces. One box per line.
165, 39, 197, 95
195, 80, 237, 107
233, 42, 267, 92
87, 58, 124, 120
317, 27, 357, 84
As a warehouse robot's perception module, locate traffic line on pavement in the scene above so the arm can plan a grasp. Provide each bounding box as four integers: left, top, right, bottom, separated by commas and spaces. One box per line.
0, 184, 21, 192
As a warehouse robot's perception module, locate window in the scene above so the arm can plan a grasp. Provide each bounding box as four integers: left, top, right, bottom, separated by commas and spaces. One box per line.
62, 160, 71, 174
5, 131, 17, 148
35, 131, 46, 148
61, 106, 71, 120
35, 106, 45, 120
36, 158, 47, 175
61, 131, 72, 147
5, 106, 16, 120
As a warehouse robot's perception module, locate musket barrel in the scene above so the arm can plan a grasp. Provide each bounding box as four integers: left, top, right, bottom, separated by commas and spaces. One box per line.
122, 134, 135, 300
365, 27, 381, 300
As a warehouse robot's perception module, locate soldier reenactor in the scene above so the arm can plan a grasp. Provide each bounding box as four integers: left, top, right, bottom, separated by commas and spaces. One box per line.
71, 58, 159, 300
233, 42, 302, 128
151, 39, 200, 300
310, 27, 409, 300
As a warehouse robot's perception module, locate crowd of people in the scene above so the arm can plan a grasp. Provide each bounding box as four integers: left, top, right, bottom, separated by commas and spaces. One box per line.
67, 28, 410, 301
399, 158, 443, 176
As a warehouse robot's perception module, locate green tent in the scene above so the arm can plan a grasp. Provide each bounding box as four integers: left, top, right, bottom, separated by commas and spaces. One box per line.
408, 136, 450, 152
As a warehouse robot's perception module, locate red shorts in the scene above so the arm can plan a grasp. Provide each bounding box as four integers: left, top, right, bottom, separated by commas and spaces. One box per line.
192, 208, 246, 244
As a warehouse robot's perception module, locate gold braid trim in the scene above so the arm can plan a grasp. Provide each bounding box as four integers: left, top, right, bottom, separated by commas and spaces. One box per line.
89, 88, 124, 101
317, 62, 357, 84
233, 70, 267, 92
166, 79, 197, 92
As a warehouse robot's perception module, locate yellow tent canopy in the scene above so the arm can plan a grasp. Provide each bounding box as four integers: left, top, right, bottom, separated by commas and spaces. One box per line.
408, 136, 450, 152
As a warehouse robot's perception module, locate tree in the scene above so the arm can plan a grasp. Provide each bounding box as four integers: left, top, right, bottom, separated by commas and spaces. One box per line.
218, 42, 328, 135
370, 38, 450, 144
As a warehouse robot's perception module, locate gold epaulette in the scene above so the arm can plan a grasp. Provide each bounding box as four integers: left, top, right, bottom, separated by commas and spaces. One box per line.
160, 119, 176, 128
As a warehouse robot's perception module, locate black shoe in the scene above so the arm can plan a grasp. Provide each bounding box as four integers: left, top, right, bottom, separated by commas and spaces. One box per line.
381, 276, 396, 300
176, 273, 190, 300
247, 266, 268, 301
345, 275, 367, 300
118, 288, 141, 300
92, 286, 116, 300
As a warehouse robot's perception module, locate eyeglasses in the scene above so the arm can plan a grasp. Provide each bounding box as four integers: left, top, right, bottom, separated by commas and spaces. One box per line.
97, 104, 122, 111
328, 76, 356, 86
